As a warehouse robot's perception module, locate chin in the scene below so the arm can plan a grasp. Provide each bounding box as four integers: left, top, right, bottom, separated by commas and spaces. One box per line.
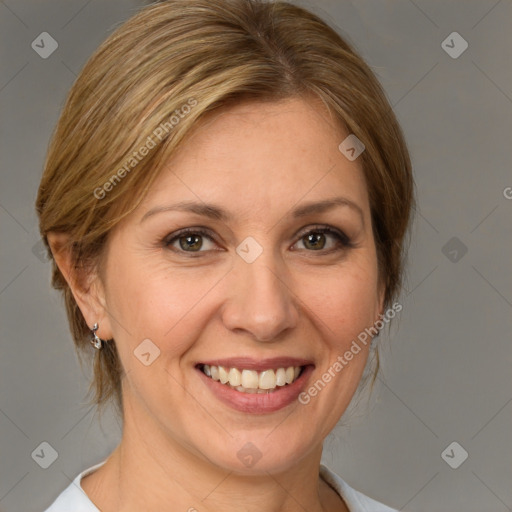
195, 424, 320, 476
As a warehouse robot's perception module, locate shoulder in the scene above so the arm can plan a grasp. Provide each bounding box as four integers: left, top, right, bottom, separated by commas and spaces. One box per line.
43, 461, 106, 512
320, 464, 399, 512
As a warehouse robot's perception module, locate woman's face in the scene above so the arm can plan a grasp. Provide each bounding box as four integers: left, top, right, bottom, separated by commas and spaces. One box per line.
98, 97, 384, 473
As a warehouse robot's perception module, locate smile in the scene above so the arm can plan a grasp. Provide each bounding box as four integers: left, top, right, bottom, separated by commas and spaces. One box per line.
201, 364, 303, 393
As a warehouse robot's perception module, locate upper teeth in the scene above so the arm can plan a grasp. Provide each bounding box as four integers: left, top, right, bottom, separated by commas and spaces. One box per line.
202, 365, 302, 392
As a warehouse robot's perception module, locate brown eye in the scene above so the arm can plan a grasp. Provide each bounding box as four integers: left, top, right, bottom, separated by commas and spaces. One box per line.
293, 227, 352, 252
165, 228, 217, 254
178, 234, 203, 251
302, 232, 326, 250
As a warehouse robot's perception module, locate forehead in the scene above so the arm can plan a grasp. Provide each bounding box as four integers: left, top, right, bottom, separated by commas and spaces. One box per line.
139, 97, 370, 223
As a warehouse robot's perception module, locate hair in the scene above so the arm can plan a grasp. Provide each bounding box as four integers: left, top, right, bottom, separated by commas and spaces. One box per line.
36, 0, 414, 418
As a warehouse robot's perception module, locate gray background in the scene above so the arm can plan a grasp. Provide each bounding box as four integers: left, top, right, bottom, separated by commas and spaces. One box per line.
1, 1, 511, 511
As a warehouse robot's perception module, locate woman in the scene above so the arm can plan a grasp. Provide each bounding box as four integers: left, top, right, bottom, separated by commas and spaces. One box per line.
37, 1, 413, 510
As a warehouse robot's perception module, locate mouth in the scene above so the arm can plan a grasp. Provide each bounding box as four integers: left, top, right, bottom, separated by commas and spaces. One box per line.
195, 357, 314, 413
198, 364, 304, 394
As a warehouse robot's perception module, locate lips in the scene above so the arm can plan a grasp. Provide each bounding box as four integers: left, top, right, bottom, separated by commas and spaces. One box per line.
196, 357, 314, 413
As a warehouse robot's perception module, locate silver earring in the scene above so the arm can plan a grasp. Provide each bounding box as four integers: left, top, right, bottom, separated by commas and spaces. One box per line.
90, 323, 103, 350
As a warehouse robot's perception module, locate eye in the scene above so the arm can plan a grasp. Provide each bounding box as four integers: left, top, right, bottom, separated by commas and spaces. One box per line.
292, 226, 352, 252
164, 225, 352, 256
165, 228, 218, 253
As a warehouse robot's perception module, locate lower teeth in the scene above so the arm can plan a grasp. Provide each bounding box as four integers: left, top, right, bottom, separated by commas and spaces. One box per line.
233, 384, 275, 394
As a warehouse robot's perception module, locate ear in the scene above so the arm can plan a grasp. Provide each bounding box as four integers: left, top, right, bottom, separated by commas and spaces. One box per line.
47, 232, 113, 340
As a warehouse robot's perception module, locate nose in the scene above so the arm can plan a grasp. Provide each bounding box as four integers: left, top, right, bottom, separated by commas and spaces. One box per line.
221, 250, 300, 342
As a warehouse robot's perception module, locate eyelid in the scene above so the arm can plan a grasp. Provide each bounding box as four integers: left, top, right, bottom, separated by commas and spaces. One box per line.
292, 224, 353, 248
165, 226, 217, 242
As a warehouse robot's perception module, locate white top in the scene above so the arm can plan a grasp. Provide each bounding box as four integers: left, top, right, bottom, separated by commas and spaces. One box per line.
44, 460, 398, 511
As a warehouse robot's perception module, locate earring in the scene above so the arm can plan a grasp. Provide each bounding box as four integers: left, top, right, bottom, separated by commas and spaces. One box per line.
90, 323, 103, 350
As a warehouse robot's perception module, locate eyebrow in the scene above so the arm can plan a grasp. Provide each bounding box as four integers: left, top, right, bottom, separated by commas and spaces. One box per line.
140, 197, 364, 226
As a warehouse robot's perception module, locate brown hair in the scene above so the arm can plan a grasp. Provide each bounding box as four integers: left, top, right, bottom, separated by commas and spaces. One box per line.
36, 0, 414, 417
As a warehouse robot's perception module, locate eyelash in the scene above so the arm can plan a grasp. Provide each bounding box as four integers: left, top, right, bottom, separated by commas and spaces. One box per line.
163, 225, 353, 256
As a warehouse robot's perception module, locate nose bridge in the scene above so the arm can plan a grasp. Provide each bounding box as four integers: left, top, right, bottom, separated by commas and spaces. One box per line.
222, 244, 299, 341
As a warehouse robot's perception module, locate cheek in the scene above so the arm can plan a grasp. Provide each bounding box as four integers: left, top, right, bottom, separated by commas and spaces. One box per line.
103, 250, 222, 360
101, 254, 209, 408
295, 260, 380, 346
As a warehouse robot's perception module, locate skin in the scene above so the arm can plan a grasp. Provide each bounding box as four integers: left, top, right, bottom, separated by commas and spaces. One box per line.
49, 97, 384, 512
